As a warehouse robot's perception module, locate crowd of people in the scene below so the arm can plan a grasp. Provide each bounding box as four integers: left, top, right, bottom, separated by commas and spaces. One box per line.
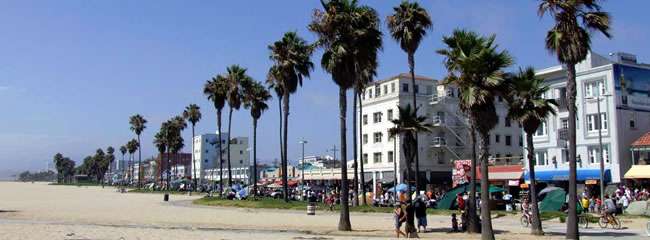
579, 185, 650, 214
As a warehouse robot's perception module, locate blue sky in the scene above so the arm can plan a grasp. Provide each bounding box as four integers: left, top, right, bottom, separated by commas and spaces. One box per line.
1, 1, 648, 172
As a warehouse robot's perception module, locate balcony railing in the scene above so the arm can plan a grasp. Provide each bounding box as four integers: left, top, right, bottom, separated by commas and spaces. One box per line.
432, 137, 447, 147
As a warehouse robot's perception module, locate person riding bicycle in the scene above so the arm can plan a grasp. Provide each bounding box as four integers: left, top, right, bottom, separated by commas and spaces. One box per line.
603, 194, 617, 222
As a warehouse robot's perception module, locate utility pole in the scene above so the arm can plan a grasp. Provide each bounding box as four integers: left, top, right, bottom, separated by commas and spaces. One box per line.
587, 93, 610, 202
299, 139, 308, 186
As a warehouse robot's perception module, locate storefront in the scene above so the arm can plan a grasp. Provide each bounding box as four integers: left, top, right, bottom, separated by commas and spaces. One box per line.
477, 165, 524, 195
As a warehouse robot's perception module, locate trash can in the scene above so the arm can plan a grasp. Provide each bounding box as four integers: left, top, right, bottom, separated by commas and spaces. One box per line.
164, 193, 169, 202
307, 203, 316, 215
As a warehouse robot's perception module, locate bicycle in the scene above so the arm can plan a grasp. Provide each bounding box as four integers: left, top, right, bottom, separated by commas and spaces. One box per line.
598, 212, 621, 229
578, 213, 590, 228
520, 211, 531, 227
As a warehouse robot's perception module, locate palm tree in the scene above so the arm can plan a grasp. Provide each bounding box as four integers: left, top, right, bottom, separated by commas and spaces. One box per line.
129, 114, 147, 188
387, 0, 432, 193
119, 145, 127, 184
242, 78, 271, 197
538, 2, 611, 238
126, 139, 139, 185
388, 105, 432, 237
355, 58, 378, 206
266, 67, 285, 185
310, 0, 382, 231
223, 65, 249, 187
154, 129, 167, 187
171, 115, 187, 180
204, 75, 229, 194
438, 29, 513, 240
183, 104, 202, 188
505, 67, 558, 235
268, 32, 314, 202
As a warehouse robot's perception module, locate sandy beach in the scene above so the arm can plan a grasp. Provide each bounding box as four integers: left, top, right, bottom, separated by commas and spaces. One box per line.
0, 182, 645, 240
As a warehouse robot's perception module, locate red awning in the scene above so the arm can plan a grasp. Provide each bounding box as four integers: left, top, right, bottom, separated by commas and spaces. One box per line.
476, 165, 524, 180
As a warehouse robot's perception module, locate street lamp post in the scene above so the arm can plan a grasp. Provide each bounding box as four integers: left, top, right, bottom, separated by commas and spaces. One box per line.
299, 139, 308, 188
587, 93, 611, 202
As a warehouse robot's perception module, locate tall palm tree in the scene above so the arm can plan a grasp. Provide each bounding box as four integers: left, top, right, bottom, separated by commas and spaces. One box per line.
310, 0, 382, 231
268, 32, 314, 202
387, 0, 432, 193
204, 75, 229, 194
438, 29, 513, 240
224, 65, 248, 187
129, 114, 147, 188
242, 78, 272, 197
119, 145, 127, 184
183, 104, 202, 187
355, 59, 378, 206
505, 67, 558, 235
538, 2, 611, 238
154, 129, 167, 187
126, 139, 139, 185
170, 116, 186, 182
266, 67, 285, 185
388, 105, 432, 237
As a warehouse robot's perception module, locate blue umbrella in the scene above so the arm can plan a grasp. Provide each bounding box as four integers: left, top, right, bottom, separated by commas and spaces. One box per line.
387, 183, 414, 193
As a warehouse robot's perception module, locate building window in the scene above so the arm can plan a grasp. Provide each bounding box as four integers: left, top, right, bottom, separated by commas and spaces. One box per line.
373, 152, 382, 163
391, 82, 396, 93
414, 84, 419, 94
630, 119, 636, 129
426, 85, 433, 95
367, 88, 373, 99
362, 154, 368, 164
240, 150, 243, 154
505, 117, 511, 127
373, 132, 383, 143
586, 113, 607, 132
362, 134, 368, 144
495, 134, 500, 143
588, 145, 610, 164
519, 135, 523, 147
387, 109, 393, 121
535, 151, 548, 166
585, 80, 606, 97
375, 85, 380, 97
388, 151, 394, 163
239, 160, 243, 164
534, 121, 548, 137
402, 83, 409, 93
373, 112, 382, 123
383, 85, 388, 95
505, 135, 512, 146
561, 118, 568, 129
362, 115, 368, 125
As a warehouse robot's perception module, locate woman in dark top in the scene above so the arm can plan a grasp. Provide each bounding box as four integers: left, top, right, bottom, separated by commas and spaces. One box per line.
404, 200, 418, 238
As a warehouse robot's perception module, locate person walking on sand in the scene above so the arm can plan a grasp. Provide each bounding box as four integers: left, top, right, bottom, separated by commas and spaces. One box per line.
415, 197, 427, 232
394, 203, 406, 238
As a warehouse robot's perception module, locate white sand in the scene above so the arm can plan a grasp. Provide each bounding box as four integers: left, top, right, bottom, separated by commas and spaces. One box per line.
0, 182, 645, 240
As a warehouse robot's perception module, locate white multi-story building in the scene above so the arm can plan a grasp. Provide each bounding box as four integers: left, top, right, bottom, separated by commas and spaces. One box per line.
526, 52, 650, 185
193, 132, 250, 184
358, 73, 523, 189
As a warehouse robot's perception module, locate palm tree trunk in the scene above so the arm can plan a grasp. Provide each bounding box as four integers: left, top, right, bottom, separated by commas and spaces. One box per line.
566, 63, 579, 239
526, 132, 543, 235
337, 87, 352, 231
130, 154, 135, 186
479, 132, 494, 240
278, 96, 284, 170
253, 118, 258, 198
358, 92, 366, 205
408, 53, 421, 193
282, 92, 290, 202
192, 125, 197, 189
468, 127, 480, 233
352, 89, 359, 207
138, 134, 142, 188
159, 153, 164, 187
227, 106, 233, 188
217, 109, 223, 196
167, 150, 172, 190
